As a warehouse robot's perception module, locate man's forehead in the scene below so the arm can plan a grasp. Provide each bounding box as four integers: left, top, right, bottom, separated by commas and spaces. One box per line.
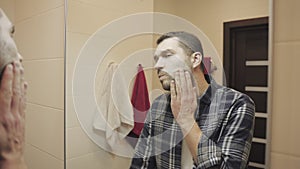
155, 37, 181, 55
156, 37, 178, 50
157, 37, 180, 46
0, 8, 7, 20
0, 9, 12, 28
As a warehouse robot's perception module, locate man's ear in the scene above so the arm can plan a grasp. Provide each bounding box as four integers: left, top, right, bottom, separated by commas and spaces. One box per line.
190, 52, 202, 69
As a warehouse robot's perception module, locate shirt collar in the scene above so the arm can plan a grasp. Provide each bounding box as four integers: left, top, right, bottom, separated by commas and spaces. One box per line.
197, 79, 221, 105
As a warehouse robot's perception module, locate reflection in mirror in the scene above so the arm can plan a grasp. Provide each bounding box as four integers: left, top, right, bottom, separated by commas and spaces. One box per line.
66, 0, 270, 169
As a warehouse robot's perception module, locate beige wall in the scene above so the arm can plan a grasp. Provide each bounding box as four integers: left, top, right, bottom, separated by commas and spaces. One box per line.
0, 0, 15, 22
66, 0, 154, 169
270, 0, 300, 168
13, 0, 65, 169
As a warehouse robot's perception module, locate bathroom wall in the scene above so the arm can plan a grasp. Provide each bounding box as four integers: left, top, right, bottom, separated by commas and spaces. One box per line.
270, 0, 300, 168
66, 0, 154, 169
0, 0, 14, 22
13, 0, 65, 169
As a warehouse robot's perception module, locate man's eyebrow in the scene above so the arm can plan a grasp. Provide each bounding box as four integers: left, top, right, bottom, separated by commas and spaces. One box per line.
164, 49, 176, 54
155, 49, 176, 56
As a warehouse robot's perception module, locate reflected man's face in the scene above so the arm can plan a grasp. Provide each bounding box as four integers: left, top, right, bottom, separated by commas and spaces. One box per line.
0, 8, 22, 76
154, 37, 192, 90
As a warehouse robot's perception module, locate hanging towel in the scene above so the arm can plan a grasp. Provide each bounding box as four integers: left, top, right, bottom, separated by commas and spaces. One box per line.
203, 57, 211, 75
93, 62, 134, 149
131, 64, 150, 136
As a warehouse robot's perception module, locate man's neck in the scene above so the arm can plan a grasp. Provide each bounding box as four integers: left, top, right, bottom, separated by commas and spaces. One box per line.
193, 69, 209, 97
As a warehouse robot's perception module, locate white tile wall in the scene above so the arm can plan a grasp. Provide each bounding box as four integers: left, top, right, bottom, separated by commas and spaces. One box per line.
15, 0, 64, 22
66, 127, 99, 159
67, 150, 131, 169
270, 152, 300, 169
273, 0, 300, 42
66, 0, 154, 168
271, 0, 300, 168
13, 1, 65, 169
22, 59, 64, 109
24, 144, 64, 169
0, 0, 15, 22
26, 103, 64, 160
15, 6, 65, 60
67, 0, 124, 34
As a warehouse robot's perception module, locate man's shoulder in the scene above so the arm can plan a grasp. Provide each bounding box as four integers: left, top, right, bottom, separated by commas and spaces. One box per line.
146, 93, 172, 120
213, 82, 254, 106
152, 93, 170, 104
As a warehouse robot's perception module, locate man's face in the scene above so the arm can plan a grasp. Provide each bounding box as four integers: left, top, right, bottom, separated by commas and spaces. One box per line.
154, 37, 192, 90
0, 9, 21, 75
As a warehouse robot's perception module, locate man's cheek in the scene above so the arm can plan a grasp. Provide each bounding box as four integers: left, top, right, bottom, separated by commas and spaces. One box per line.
165, 57, 190, 77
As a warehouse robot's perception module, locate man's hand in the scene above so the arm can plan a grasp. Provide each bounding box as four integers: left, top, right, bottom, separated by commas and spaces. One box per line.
170, 70, 197, 131
0, 61, 27, 169
170, 69, 202, 162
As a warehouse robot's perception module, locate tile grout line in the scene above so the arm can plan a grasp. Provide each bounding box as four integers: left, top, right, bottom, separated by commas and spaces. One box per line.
25, 143, 64, 162
271, 151, 300, 158
15, 4, 64, 24
26, 102, 64, 111
23, 57, 64, 62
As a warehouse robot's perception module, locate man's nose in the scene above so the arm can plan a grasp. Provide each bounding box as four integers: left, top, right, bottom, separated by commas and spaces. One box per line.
154, 58, 165, 70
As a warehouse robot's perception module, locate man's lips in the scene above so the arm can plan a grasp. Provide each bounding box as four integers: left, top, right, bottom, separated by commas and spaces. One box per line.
158, 72, 171, 81
159, 75, 167, 80
158, 74, 165, 78
158, 71, 166, 77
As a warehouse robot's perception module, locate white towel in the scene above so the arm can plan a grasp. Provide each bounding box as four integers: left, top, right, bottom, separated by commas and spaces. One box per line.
181, 140, 194, 169
93, 62, 134, 148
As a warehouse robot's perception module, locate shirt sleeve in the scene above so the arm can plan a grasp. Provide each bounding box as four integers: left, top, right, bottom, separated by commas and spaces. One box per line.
129, 112, 156, 169
196, 95, 255, 169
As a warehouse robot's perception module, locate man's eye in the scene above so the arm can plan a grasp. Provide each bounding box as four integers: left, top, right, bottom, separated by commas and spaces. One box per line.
10, 27, 15, 36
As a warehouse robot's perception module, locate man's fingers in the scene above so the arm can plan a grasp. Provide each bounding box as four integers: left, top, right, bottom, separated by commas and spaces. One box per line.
174, 71, 181, 98
185, 71, 193, 94
0, 64, 13, 109
19, 78, 27, 118
170, 80, 176, 99
11, 61, 21, 114
179, 70, 188, 95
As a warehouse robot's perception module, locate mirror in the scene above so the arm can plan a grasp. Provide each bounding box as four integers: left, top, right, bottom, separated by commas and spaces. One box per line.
66, 0, 271, 169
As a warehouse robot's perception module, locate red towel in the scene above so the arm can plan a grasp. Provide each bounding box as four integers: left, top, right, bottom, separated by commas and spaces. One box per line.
131, 64, 150, 136
203, 57, 211, 75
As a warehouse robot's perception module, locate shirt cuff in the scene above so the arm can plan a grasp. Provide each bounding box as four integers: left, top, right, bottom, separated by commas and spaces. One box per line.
196, 134, 222, 169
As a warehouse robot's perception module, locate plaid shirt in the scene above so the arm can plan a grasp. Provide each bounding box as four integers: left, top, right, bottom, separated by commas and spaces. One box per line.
130, 80, 255, 169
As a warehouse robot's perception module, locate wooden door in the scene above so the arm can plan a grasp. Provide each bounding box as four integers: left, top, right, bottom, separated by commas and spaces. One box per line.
224, 17, 270, 169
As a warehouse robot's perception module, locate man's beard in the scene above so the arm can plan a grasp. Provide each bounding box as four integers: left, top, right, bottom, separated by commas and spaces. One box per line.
157, 70, 173, 91
161, 79, 171, 90
0, 40, 18, 79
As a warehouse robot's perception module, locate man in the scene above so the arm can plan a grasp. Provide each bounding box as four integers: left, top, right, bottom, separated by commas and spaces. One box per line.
130, 31, 255, 169
0, 8, 28, 169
